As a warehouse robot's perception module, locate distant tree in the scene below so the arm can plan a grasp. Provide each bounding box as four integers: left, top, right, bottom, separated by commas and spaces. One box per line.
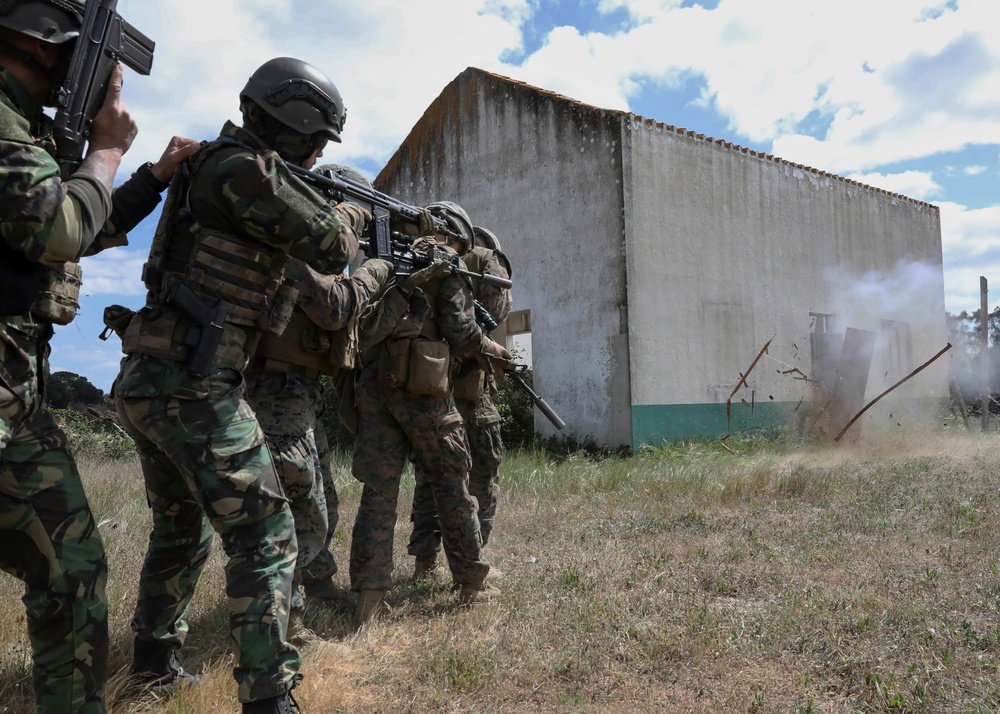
47, 371, 105, 409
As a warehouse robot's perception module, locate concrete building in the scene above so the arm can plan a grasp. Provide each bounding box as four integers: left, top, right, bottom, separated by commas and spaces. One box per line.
375, 67, 948, 450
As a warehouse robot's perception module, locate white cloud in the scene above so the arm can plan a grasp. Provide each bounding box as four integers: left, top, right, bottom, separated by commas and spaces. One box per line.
938, 202, 1000, 312
965, 165, 987, 175
80, 251, 148, 297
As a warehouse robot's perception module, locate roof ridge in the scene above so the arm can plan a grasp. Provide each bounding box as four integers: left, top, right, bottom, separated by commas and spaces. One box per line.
462, 67, 937, 210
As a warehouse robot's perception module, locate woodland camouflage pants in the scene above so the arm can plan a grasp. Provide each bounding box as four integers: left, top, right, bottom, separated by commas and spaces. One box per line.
350, 362, 488, 592
1, 381, 108, 714
409, 394, 503, 558
115, 372, 300, 703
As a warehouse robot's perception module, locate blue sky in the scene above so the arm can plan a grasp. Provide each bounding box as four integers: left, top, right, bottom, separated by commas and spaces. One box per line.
55, 0, 999, 391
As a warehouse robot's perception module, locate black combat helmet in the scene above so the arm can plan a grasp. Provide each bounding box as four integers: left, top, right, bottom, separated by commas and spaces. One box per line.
427, 201, 474, 255
0, 0, 84, 44
240, 57, 346, 143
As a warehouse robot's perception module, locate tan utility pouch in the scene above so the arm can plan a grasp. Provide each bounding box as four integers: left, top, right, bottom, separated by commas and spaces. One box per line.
101, 304, 137, 342
404, 338, 451, 397
378, 338, 411, 390
452, 365, 485, 401
262, 279, 298, 335
31, 262, 82, 325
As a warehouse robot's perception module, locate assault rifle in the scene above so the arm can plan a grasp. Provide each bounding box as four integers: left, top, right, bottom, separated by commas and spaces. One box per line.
53, 0, 155, 170
286, 164, 512, 290
473, 300, 567, 430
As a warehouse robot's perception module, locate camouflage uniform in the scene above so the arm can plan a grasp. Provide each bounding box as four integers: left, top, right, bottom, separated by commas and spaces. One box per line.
350, 257, 491, 593
113, 121, 357, 702
0, 66, 166, 713
408, 246, 512, 557
245, 258, 390, 599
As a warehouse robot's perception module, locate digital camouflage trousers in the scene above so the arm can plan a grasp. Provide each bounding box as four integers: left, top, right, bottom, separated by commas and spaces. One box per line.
408, 394, 503, 559
246, 369, 338, 593
350, 362, 488, 592
1, 365, 108, 714
114, 355, 300, 703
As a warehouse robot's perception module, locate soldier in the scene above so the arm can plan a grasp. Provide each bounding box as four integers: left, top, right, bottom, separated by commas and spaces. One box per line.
349, 201, 511, 622
0, 2, 198, 711
112, 58, 364, 713
407, 225, 512, 578
244, 164, 393, 620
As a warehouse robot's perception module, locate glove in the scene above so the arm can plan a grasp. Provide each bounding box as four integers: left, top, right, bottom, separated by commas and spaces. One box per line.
400, 207, 436, 237
358, 257, 394, 285
336, 201, 372, 234
400, 260, 452, 290
482, 338, 513, 362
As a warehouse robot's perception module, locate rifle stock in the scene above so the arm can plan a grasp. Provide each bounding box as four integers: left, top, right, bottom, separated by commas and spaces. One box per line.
53, 0, 154, 169
286, 164, 512, 290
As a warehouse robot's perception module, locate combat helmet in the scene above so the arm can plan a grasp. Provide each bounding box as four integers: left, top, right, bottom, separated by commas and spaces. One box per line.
0, 0, 84, 44
316, 163, 371, 188
473, 226, 502, 252
426, 201, 474, 254
240, 57, 346, 143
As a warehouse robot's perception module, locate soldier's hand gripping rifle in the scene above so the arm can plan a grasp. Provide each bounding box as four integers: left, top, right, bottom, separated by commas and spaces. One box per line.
286, 164, 511, 290
53, 0, 155, 172
474, 300, 567, 430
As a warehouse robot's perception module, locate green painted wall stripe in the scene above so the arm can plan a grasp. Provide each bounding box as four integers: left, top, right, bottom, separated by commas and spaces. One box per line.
631, 402, 802, 449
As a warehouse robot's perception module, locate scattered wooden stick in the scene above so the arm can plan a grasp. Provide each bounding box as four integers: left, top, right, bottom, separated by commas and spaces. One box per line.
834, 343, 953, 442
730, 338, 774, 399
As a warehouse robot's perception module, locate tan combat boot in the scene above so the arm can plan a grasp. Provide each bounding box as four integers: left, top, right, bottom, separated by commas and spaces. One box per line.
412, 554, 440, 581
458, 582, 501, 605
354, 589, 386, 623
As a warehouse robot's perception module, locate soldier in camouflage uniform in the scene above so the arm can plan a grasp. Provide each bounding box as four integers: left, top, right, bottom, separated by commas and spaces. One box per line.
350, 202, 512, 621
0, 2, 197, 712
245, 164, 393, 616
111, 58, 364, 714
408, 226, 513, 577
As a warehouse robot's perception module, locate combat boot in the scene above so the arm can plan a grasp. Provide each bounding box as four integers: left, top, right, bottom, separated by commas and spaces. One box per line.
411, 554, 440, 581
242, 693, 299, 713
354, 589, 386, 623
458, 582, 501, 606
303, 577, 339, 600
128, 637, 200, 695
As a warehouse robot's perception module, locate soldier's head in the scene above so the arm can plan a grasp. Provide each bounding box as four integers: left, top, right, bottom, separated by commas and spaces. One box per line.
426, 201, 474, 255
0, 0, 84, 102
473, 226, 502, 252
240, 56, 347, 169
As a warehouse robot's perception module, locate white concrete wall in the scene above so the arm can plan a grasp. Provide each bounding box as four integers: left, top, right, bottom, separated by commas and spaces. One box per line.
376, 70, 633, 446
624, 121, 947, 416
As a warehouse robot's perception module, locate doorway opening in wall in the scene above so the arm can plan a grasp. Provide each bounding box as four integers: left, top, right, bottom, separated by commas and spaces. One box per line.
880, 319, 913, 381
505, 309, 532, 368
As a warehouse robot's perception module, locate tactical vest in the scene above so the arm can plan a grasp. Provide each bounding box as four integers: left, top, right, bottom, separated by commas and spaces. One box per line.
123, 139, 297, 372
252, 306, 359, 380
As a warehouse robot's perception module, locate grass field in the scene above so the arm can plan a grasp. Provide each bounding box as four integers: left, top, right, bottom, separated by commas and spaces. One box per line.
3, 428, 1000, 712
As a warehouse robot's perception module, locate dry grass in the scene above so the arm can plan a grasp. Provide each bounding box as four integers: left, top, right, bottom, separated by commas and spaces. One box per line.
4, 428, 1000, 712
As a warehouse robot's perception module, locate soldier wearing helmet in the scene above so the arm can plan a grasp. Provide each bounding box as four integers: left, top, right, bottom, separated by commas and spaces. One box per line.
407, 224, 513, 579
244, 164, 396, 621
349, 201, 511, 621
0, 2, 197, 711
111, 57, 364, 713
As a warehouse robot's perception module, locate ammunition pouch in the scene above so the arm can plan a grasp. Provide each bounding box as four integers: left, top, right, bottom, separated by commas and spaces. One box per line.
378, 336, 451, 397
186, 228, 298, 335
100, 304, 137, 341
452, 362, 485, 402
31, 262, 82, 325
254, 308, 358, 377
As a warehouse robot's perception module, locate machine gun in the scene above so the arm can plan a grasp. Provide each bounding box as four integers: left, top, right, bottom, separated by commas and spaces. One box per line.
286, 163, 511, 290
473, 300, 566, 430
53, 0, 155, 170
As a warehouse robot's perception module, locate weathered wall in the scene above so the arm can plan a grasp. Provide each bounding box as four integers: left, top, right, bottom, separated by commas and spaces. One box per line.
624, 121, 947, 446
376, 69, 633, 446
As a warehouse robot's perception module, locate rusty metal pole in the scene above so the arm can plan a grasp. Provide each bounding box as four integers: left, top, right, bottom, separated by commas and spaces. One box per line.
981, 276, 989, 431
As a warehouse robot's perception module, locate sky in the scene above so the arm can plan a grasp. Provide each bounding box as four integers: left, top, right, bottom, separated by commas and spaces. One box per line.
52, 0, 1000, 391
